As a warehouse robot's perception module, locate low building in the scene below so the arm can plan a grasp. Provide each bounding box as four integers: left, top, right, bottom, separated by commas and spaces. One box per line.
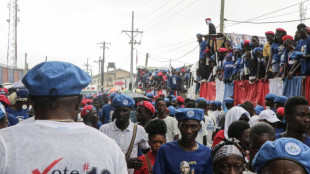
91, 68, 135, 90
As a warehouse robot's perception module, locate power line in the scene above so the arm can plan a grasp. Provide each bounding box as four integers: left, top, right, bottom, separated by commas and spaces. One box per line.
226, 18, 310, 24
251, 10, 301, 21
148, 37, 195, 49
144, 0, 199, 31
136, 0, 174, 25
153, 40, 196, 55
225, 0, 309, 28
139, 0, 188, 28
172, 45, 198, 61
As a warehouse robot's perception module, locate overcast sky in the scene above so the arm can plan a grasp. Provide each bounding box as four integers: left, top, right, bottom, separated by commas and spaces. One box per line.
0, 0, 308, 75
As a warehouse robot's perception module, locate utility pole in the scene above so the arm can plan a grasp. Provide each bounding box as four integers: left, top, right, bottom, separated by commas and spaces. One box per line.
84, 57, 90, 74
94, 56, 102, 90
219, 0, 225, 33
145, 53, 149, 67
45, 56, 47, 62
24, 53, 28, 74
122, 11, 143, 91
97, 42, 111, 92
300, 1, 307, 23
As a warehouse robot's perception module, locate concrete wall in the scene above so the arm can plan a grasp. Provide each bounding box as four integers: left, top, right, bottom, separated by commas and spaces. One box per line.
0, 66, 24, 84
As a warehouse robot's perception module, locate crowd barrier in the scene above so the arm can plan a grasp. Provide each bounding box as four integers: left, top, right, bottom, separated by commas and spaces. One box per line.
199, 76, 310, 106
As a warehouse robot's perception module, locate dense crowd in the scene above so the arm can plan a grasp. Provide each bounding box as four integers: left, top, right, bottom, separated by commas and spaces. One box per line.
197, 22, 310, 83
0, 61, 309, 174
136, 67, 191, 94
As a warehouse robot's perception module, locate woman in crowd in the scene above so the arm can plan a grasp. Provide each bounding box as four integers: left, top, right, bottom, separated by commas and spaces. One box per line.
80, 105, 99, 129
227, 121, 250, 152
212, 138, 246, 174
134, 119, 167, 174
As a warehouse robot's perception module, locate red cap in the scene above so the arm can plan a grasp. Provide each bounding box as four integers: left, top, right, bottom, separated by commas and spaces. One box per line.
81, 100, 86, 106
158, 72, 163, 76
154, 95, 159, 100
204, 48, 211, 54
137, 101, 155, 114
181, 69, 186, 72
243, 40, 250, 45
282, 35, 293, 42
0, 95, 10, 106
276, 28, 286, 32
276, 107, 284, 117
265, 31, 275, 35
177, 96, 184, 104
205, 18, 211, 21
81, 105, 94, 118
219, 48, 227, 53
0, 88, 8, 95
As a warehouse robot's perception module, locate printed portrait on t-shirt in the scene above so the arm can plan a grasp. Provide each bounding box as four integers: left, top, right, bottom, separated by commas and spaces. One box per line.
179, 161, 197, 174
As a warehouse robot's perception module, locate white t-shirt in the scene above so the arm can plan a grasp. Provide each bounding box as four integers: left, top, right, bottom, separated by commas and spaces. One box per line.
195, 120, 207, 145
0, 120, 127, 174
207, 111, 217, 128
99, 121, 149, 174
156, 116, 180, 142
204, 116, 216, 148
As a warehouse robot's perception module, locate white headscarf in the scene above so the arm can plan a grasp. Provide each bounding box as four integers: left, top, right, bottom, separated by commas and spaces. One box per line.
224, 106, 250, 138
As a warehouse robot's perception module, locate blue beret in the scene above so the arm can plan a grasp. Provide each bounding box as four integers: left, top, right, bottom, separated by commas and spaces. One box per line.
289, 51, 304, 60
164, 98, 170, 102
207, 100, 212, 105
146, 93, 154, 98
175, 108, 204, 122
195, 97, 207, 103
196, 33, 203, 37
215, 101, 222, 107
168, 106, 176, 116
186, 69, 189, 71
163, 69, 168, 73
170, 95, 176, 98
112, 94, 135, 108
274, 96, 288, 104
171, 97, 177, 102
265, 93, 277, 100
254, 105, 265, 115
252, 138, 310, 174
224, 98, 234, 104
109, 93, 118, 99
22, 61, 91, 96
146, 77, 150, 80
253, 47, 263, 54
16, 89, 29, 99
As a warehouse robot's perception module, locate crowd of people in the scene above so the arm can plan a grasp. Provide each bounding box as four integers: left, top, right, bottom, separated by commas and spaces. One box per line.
197, 22, 310, 83
0, 61, 309, 173
136, 67, 191, 94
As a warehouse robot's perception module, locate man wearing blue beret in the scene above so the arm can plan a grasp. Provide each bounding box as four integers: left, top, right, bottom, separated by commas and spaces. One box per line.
274, 95, 288, 109
100, 92, 117, 124
99, 94, 150, 174
276, 96, 310, 147
265, 93, 277, 112
153, 108, 213, 174
0, 61, 127, 173
252, 137, 310, 174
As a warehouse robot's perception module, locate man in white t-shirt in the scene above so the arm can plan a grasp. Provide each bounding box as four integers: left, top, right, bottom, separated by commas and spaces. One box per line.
0, 61, 127, 174
155, 98, 180, 142
100, 94, 149, 174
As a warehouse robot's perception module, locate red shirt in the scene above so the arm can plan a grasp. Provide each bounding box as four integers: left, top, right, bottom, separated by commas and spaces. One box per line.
212, 130, 225, 148
134, 151, 156, 174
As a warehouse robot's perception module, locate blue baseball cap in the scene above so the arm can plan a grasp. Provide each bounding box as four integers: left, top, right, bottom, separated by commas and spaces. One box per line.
112, 94, 135, 108
224, 98, 234, 105
146, 93, 154, 98
252, 138, 310, 174
168, 106, 176, 116
265, 93, 277, 101
164, 98, 170, 102
195, 97, 207, 103
109, 92, 118, 99
22, 61, 91, 96
175, 108, 204, 122
274, 96, 288, 104
254, 105, 265, 115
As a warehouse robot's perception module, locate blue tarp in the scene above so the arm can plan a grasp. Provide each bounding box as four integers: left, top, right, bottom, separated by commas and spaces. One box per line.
282, 76, 302, 98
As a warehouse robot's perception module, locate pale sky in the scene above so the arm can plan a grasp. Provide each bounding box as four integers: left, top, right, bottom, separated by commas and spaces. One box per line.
0, 0, 308, 76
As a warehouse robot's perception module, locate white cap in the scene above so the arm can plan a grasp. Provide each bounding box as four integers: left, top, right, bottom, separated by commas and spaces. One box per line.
259, 110, 280, 123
